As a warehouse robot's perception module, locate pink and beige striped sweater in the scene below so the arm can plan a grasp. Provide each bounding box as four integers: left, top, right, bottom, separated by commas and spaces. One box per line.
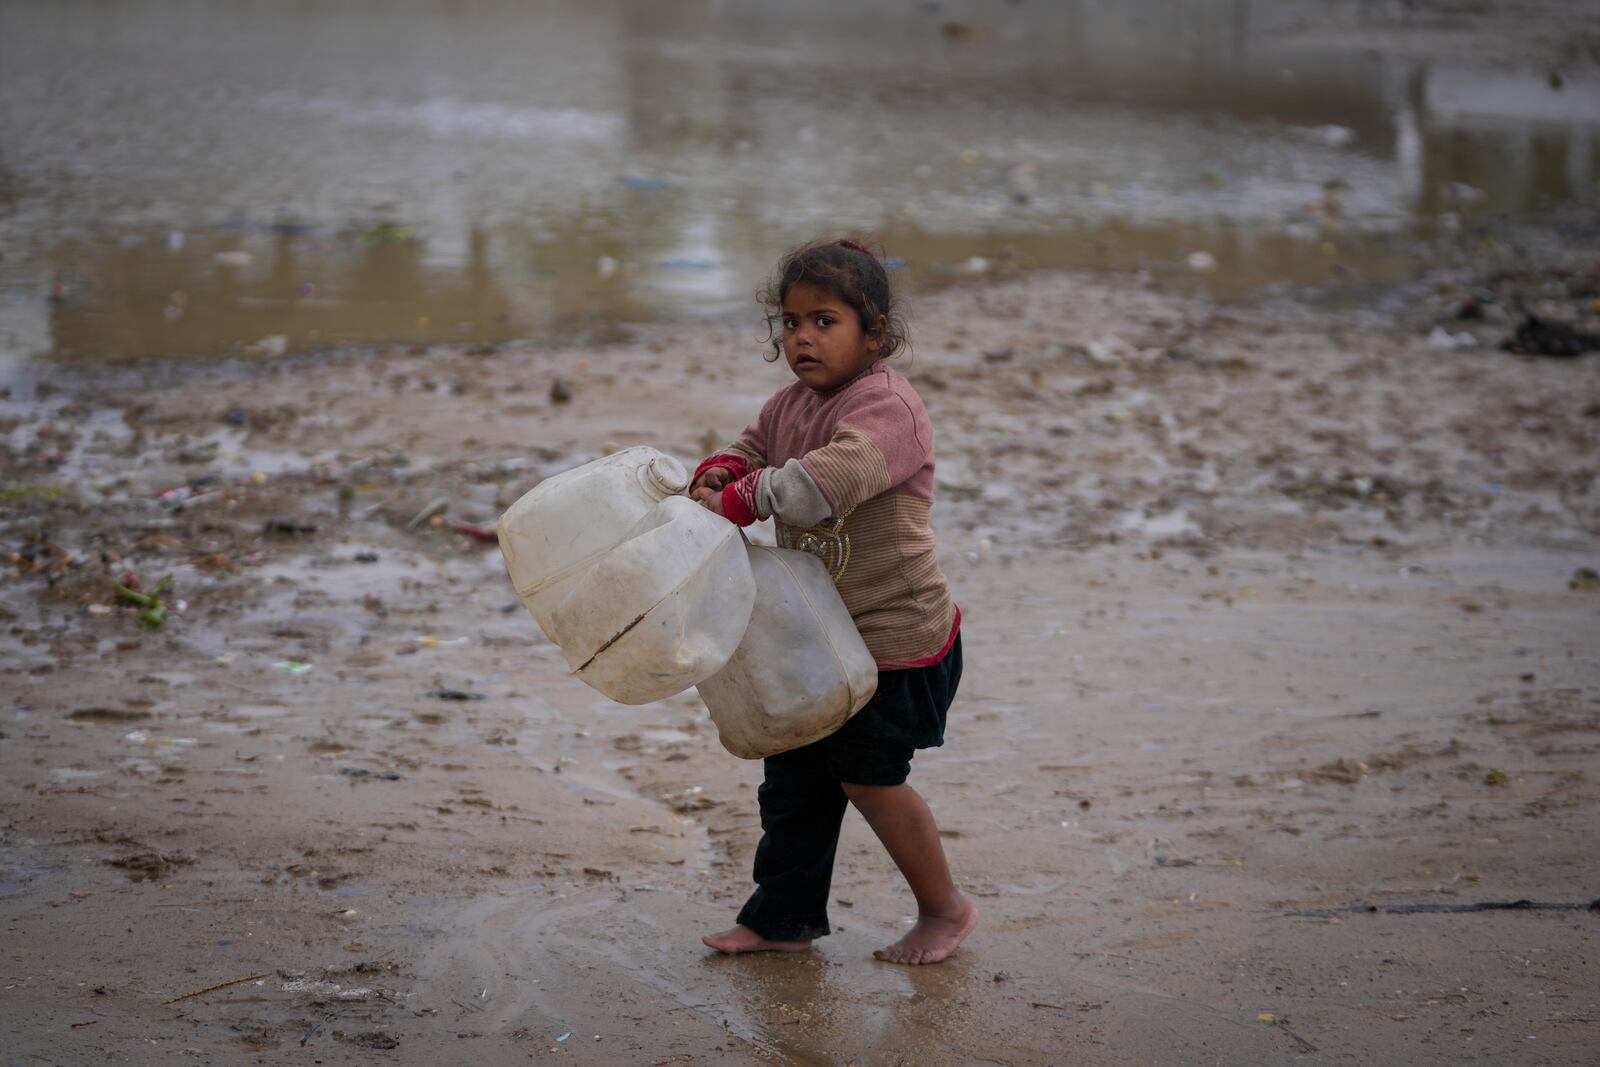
696, 361, 958, 669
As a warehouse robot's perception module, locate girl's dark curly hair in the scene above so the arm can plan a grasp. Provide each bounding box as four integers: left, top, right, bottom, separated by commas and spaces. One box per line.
757, 239, 909, 362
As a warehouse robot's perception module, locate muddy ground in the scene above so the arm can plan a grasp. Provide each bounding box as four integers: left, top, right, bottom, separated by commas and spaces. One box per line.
3, 235, 1599, 1065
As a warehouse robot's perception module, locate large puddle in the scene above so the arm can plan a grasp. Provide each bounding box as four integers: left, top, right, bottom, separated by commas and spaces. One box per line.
1, 0, 1595, 359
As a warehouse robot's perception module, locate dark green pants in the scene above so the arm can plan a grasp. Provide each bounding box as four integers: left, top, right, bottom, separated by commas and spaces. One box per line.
736, 635, 962, 942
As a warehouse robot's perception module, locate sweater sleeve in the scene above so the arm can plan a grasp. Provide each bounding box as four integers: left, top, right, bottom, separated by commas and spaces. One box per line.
720, 383, 930, 527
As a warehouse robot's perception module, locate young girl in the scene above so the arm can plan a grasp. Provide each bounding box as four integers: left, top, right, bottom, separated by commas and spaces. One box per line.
690, 239, 974, 966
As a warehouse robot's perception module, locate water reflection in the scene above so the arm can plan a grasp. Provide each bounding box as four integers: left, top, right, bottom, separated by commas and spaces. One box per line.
703, 942, 982, 1063
0, 0, 1594, 358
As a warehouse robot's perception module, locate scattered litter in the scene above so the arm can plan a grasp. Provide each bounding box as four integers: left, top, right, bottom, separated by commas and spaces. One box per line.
1427, 326, 1476, 351
597, 255, 619, 278
1502, 313, 1600, 357
354, 552, 380, 564
549, 379, 573, 405
427, 689, 486, 701
1256, 1013, 1275, 1023
659, 256, 715, 271
111, 574, 173, 630
1441, 181, 1485, 204
281, 977, 373, 999
622, 176, 667, 191
274, 661, 313, 675
158, 485, 207, 504
1083, 335, 1136, 365
415, 636, 469, 648
162, 971, 273, 1005
1570, 567, 1599, 591
249, 335, 289, 357
262, 519, 318, 536
962, 256, 990, 274
557, 1031, 572, 1043
213, 250, 253, 268
1007, 162, 1039, 203
360, 222, 412, 243
407, 497, 450, 529
1285, 898, 1600, 918
125, 731, 197, 746
449, 522, 498, 542
0, 485, 63, 500
1483, 768, 1508, 786
1307, 123, 1355, 146
1186, 251, 1218, 273
6, 535, 77, 580
339, 767, 402, 781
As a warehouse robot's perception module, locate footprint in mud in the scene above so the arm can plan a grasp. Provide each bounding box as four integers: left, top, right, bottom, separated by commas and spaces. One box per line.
106, 850, 193, 882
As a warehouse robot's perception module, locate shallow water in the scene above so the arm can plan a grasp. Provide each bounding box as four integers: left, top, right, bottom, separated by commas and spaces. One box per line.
1, 0, 1595, 359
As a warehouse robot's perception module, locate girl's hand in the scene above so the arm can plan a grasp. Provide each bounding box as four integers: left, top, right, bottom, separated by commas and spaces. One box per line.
700, 490, 725, 517
689, 466, 732, 502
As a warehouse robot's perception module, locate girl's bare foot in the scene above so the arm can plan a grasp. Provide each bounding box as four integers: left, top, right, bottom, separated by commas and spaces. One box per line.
702, 924, 813, 954
873, 894, 977, 965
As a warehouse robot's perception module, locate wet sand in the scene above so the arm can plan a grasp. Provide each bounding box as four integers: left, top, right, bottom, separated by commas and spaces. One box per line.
3, 260, 1598, 1063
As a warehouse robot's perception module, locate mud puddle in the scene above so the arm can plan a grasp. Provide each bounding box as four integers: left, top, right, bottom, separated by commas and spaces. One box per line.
4, 1, 1597, 359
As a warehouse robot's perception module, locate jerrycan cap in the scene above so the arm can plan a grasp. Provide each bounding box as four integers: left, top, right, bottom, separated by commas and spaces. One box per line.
642, 454, 689, 498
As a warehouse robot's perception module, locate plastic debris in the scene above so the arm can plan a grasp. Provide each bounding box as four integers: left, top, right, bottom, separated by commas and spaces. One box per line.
361, 222, 412, 243
111, 574, 173, 630
450, 522, 498, 542
1186, 251, 1218, 273
1501, 314, 1599, 357
415, 636, 469, 648
249, 335, 289, 357
262, 519, 318, 536
1570, 567, 1599, 591
274, 661, 313, 674
597, 255, 619, 278
2, 485, 64, 500
340, 767, 401, 781
426, 689, 485, 701
125, 731, 196, 746
213, 250, 253, 268
557, 1032, 572, 1043
407, 497, 450, 529
1484, 768, 1508, 786
1427, 326, 1476, 351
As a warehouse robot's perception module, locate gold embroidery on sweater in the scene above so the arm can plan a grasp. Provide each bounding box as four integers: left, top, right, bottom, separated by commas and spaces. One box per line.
780, 504, 856, 582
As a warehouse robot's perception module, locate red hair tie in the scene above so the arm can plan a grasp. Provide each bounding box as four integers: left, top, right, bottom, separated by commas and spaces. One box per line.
836, 239, 878, 261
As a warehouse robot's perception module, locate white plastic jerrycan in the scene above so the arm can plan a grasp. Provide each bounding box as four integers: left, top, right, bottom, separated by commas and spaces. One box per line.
697, 545, 878, 759
498, 446, 690, 637
542, 495, 756, 705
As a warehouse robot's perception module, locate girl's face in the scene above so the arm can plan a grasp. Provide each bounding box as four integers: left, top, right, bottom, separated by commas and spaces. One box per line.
780, 283, 883, 392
